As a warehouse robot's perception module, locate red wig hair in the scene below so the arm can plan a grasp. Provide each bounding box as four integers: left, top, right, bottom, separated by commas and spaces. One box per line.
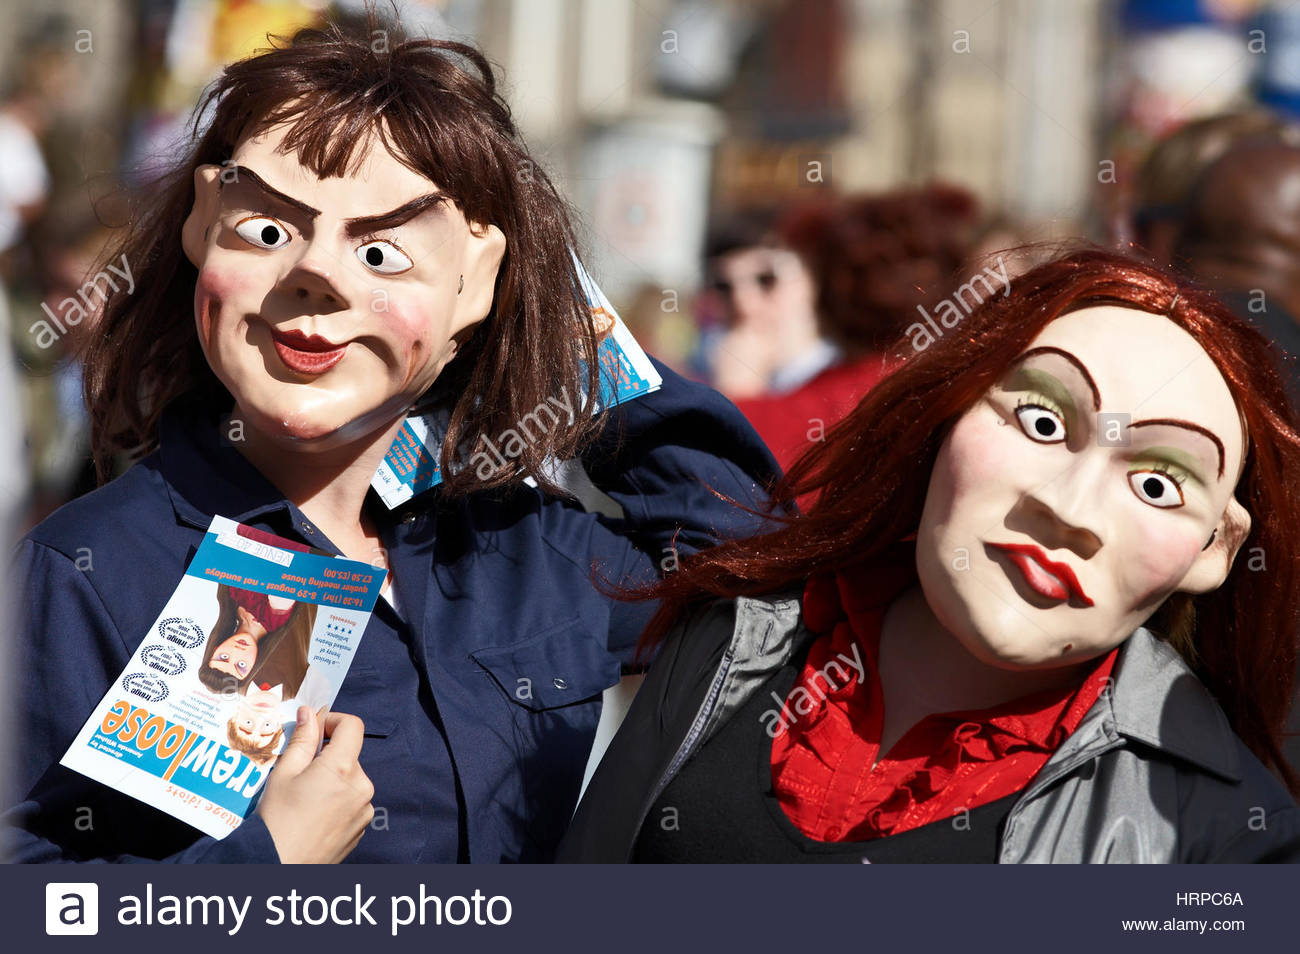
641, 248, 1300, 790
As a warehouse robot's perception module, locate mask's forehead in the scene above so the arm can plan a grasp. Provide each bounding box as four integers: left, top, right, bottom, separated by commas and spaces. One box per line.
1012, 304, 1247, 486
228, 121, 444, 222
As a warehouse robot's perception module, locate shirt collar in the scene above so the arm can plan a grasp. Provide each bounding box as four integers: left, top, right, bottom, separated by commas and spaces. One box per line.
156, 398, 316, 539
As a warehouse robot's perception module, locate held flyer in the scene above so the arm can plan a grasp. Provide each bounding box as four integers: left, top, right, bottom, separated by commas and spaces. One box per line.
60, 516, 386, 840
372, 256, 663, 509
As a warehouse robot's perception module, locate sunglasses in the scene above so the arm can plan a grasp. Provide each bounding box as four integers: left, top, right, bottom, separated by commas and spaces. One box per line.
710, 269, 779, 297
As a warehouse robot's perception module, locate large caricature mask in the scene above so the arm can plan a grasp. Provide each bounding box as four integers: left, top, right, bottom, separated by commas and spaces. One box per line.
180, 123, 506, 448
916, 306, 1250, 670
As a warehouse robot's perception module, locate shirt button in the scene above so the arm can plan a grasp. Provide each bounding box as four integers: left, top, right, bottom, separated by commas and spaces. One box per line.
553, 677, 569, 690
400, 511, 417, 524
302, 525, 315, 536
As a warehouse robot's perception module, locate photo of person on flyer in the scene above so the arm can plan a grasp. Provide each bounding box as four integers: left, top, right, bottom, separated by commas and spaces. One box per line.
196, 582, 329, 766
196, 584, 316, 696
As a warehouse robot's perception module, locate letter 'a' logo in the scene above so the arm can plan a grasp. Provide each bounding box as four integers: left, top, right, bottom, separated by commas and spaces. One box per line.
45, 883, 98, 935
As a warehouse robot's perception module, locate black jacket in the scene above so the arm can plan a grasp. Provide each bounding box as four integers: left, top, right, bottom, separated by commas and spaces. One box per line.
558, 594, 1300, 863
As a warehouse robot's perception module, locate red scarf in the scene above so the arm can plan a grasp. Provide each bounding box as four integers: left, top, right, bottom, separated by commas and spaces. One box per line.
771, 552, 1117, 841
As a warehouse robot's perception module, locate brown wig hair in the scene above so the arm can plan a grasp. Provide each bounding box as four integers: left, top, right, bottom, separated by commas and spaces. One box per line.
81, 18, 601, 495
637, 248, 1300, 792
1133, 110, 1300, 237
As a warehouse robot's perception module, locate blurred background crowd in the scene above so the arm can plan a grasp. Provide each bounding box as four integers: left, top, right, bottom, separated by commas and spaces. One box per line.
4, 0, 1300, 532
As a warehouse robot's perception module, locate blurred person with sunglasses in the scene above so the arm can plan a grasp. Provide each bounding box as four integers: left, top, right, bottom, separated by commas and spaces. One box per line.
705, 187, 980, 478
703, 208, 833, 402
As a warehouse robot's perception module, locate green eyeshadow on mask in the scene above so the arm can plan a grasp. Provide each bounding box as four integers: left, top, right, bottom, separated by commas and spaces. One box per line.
1005, 366, 1079, 423
1128, 445, 1206, 488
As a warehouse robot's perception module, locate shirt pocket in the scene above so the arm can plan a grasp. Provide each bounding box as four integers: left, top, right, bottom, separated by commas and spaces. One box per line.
471, 615, 620, 712
334, 667, 397, 739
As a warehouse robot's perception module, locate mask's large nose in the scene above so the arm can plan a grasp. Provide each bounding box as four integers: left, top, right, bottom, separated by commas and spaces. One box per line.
1016, 452, 1106, 559
284, 246, 350, 312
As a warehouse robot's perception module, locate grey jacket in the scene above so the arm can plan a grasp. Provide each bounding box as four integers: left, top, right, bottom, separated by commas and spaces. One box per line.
559, 593, 1300, 863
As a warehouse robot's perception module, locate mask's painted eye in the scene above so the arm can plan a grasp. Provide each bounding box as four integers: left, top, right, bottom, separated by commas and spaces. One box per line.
357, 240, 414, 275
1129, 470, 1185, 509
1014, 402, 1066, 443
233, 215, 291, 249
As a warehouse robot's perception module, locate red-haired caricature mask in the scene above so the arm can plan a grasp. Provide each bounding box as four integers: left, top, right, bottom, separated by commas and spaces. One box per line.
180, 122, 506, 448
915, 305, 1251, 670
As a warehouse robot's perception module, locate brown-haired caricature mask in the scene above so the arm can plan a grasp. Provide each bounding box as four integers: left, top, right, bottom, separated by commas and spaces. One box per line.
181, 123, 506, 447
915, 306, 1250, 670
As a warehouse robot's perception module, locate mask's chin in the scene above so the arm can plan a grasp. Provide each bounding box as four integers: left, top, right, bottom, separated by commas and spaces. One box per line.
217, 329, 449, 453
232, 385, 419, 454
925, 578, 1062, 671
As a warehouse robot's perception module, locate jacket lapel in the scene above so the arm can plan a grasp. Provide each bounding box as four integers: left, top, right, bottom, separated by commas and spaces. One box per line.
1107, 627, 1242, 783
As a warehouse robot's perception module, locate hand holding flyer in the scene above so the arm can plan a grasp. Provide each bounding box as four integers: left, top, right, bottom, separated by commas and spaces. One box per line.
60, 516, 386, 840
255, 708, 375, 864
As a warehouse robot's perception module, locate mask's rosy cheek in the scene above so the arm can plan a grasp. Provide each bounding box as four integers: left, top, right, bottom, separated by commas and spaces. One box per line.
931, 408, 1021, 517
382, 299, 442, 382
950, 411, 1016, 487
1120, 524, 1203, 606
194, 267, 243, 348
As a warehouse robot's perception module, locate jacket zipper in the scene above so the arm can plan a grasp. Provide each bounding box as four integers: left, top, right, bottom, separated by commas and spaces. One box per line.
626, 647, 735, 859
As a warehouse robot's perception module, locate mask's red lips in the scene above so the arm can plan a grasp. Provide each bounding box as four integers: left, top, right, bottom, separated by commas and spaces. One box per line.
273, 328, 344, 352
989, 542, 1094, 606
270, 327, 349, 374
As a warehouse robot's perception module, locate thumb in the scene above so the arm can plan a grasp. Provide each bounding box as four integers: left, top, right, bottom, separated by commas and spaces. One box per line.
273, 705, 319, 777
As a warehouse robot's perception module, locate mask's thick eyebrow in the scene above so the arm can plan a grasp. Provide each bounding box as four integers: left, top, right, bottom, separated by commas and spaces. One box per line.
1130, 418, 1226, 478
224, 165, 448, 236
224, 165, 320, 218
1015, 345, 1101, 410
344, 193, 449, 237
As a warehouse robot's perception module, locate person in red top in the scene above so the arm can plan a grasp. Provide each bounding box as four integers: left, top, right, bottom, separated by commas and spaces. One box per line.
710, 187, 980, 475
562, 249, 1300, 863
227, 586, 296, 633
731, 356, 892, 477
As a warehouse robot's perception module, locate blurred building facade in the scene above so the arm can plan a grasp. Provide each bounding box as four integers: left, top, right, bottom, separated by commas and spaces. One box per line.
0, 0, 1292, 432
5, 0, 1291, 298
474, 0, 1111, 301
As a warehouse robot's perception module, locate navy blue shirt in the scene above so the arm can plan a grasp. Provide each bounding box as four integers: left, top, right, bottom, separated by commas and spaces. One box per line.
2, 360, 777, 863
